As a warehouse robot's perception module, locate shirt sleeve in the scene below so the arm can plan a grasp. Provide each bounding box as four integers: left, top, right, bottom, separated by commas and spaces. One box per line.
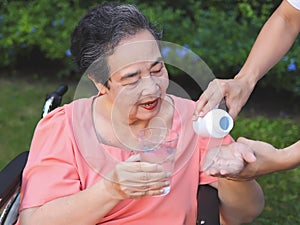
198, 135, 234, 185
20, 107, 81, 211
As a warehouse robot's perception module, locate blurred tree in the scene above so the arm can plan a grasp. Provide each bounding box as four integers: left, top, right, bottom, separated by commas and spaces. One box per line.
0, 0, 299, 95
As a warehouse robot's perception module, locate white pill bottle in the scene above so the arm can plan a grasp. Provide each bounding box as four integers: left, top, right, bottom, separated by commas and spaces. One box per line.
193, 109, 234, 138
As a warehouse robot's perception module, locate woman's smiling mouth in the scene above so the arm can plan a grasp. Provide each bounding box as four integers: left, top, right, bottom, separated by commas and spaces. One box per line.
140, 98, 159, 110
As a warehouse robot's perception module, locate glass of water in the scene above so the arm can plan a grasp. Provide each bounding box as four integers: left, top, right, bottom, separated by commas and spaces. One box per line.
137, 127, 179, 196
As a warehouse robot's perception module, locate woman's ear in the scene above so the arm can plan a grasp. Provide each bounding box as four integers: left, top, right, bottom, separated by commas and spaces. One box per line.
96, 83, 109, 95
87, 74, 109, 95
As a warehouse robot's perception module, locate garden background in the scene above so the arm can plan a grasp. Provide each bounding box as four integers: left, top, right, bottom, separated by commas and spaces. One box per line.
1, 0, 300, 224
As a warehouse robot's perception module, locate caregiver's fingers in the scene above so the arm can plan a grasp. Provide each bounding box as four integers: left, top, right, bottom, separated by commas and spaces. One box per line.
194, 79, 225, 119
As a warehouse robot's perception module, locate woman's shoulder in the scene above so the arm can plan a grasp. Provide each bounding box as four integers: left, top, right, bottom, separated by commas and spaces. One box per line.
169, 94, 195, 104
37, 96, 94, 131
168, 94, 196, 112
45, 96, 93, 116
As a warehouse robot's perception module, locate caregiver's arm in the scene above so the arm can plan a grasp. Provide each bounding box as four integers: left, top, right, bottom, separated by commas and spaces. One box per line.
195, 0, 300, 119
233, 0, 300, 92
235, 138, 300, 179
279, 140, 300, 170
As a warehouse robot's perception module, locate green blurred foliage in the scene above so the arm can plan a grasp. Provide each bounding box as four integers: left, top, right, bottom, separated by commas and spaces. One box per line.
230, 115, 300, 224
0, 0, 300, 94
231, 116, 300, 148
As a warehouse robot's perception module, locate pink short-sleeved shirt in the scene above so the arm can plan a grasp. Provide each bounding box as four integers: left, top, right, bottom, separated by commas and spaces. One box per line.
18, 95, 233, 224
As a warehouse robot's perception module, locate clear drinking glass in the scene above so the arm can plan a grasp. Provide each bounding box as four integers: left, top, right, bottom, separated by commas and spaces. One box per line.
137, 127, 179, 196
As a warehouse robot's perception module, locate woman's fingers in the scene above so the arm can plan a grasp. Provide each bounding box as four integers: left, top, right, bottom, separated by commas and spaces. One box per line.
110, 161, 171, 198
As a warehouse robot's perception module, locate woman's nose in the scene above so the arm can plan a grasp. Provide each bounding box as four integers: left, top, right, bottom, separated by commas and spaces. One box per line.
141, 75, 159, 95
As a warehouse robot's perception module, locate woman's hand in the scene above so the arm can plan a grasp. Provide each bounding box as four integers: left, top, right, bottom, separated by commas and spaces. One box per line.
203, 137, 283, 181
104, 154, 170, 199
203, 141, 256, 180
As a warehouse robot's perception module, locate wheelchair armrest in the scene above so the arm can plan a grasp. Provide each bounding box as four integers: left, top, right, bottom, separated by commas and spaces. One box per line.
197, 184, 220, 225
0, 151, 29, 209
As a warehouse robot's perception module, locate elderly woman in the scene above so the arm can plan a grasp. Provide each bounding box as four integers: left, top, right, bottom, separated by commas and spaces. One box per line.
17, 3, 264, 225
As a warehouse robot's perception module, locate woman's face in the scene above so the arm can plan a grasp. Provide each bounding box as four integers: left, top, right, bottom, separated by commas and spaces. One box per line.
105, 30, 169, 124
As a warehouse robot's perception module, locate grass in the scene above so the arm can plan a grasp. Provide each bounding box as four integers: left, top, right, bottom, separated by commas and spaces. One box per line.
252, 169, 300, 224
230, 116, 300, 224
0, 77, 300, 224
0, 77, 76, 168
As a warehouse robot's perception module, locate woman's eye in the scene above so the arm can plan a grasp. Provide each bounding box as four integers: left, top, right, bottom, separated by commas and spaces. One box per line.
121, 73, 140, 86
151, 67, 163, 76
122, 78, 139, 86
128, 80, 139, 86
122, 81, 137, 87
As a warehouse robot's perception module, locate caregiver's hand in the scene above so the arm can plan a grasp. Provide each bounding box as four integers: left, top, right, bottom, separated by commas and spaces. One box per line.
231, 137, 282, 180
203, 141, 256, 180
194, 78, 254, 120
104, 154, 170, 199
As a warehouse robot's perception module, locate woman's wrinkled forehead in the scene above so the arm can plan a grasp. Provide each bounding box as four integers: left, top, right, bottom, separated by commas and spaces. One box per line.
108, 31, 161, 75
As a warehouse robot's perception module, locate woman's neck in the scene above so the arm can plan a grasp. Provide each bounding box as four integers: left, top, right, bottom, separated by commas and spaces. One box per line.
92, 94, 174, 150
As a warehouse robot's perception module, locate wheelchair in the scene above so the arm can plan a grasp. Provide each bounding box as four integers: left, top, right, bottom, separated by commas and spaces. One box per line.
0, 85, 220, 225
0, 84, 68, 225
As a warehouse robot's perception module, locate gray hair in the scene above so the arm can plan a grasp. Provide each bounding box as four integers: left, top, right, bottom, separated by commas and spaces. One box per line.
70, 3, 162, 85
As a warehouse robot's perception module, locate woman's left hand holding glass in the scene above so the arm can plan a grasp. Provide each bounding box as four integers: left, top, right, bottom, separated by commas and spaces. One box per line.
103, 155, 170, 199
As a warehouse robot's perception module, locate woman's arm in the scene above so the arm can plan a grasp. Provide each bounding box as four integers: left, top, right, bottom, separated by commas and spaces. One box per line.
19, 179, 120, 225
202, 139, 264, 224
217, 179, 264, 225
19, 157, 169, 225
